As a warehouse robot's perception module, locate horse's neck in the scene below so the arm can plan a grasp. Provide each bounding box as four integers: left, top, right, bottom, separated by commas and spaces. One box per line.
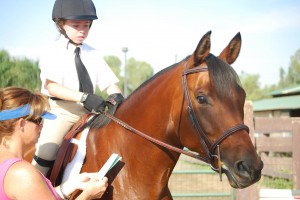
83, 66, 184, 198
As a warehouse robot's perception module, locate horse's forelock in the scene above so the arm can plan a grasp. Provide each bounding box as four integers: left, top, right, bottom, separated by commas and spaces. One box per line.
206, 54, 243, 99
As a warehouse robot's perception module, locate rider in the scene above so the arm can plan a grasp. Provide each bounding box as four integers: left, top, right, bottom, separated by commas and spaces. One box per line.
32, 0, 124, 175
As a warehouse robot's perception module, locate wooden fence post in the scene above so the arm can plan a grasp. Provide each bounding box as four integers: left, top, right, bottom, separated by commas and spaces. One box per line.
292, 118, 300, 189
235, 101, 259, 200
244, 101, 255, 143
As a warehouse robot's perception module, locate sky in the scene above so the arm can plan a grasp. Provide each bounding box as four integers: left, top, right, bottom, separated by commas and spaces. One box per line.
0, 0, 299, 86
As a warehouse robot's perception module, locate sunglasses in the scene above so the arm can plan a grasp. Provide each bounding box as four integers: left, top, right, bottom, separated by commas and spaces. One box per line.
27, 117, 44, 125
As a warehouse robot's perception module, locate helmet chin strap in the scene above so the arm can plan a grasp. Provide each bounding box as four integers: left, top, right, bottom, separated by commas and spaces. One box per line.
59, 28, 82, 46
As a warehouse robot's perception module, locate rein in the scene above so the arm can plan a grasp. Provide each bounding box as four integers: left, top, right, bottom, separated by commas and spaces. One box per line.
100, 111, 210, 163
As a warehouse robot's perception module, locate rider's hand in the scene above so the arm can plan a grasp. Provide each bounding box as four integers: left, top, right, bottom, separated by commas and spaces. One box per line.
106, 93, 125, 115
106, 93, 125, 107
81, 93, 106, 113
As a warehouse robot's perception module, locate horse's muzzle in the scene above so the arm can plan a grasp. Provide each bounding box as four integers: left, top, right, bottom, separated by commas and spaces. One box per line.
224, 158, 264, 188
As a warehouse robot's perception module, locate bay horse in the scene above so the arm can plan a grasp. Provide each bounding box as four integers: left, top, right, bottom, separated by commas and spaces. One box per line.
68, 31, 263, 199
23, 30, 263, 199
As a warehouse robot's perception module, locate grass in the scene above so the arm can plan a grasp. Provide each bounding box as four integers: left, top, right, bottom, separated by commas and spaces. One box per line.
258, 176, 293, 189
180, 160, 212, 170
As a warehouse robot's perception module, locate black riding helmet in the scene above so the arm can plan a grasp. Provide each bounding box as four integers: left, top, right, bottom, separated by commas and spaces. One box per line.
52, 0, 98, 44
52, 0, 98, 21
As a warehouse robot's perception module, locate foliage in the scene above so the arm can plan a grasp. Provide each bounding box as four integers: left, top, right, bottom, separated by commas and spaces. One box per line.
278, 48, 300, 87
103, 56, 154, 96
102, 56, 154, 97
239, 71, 275, 101
0, 50, 41, 91
125, 58, 154, 95
239, 48, 300, 101
259, 176, 293, 189
104, 55, 122, 79
102, 55, 122, 97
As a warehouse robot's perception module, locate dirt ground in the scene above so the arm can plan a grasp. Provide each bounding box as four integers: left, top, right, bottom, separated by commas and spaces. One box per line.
168, 155, 234, 200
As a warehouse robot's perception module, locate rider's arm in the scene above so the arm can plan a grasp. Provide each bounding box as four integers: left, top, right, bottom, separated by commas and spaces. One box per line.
105, 84, 122, 95
46, 79, 83, 102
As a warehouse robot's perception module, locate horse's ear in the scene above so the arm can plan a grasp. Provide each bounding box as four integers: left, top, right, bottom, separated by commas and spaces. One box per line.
219, 32, 241, 64
193, 31, 211, 66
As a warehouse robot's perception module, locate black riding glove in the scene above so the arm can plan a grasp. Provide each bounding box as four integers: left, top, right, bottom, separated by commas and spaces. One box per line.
81, 93, 106, 113
106, 93, 125, 109
89, 93, 125, 128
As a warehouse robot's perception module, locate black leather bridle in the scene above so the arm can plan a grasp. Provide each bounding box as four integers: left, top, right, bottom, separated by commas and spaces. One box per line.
181, 61, 249, 179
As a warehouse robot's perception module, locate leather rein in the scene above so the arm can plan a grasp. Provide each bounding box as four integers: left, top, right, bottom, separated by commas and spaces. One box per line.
100, 62, 249, 179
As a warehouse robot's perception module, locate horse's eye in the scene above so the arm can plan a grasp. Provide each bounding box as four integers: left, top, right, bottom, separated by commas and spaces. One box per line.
197, 95, 207, 104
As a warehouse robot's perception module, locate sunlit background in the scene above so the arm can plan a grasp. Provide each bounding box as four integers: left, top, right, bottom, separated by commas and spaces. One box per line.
0, 0, 299, 86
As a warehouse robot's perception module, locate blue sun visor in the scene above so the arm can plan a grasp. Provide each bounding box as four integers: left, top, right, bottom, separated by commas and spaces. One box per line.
0, 104, 57, 121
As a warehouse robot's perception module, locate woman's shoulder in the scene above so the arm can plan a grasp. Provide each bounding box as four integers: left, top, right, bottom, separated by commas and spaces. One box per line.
6, 160, 44, 182
4, 160, 56, 199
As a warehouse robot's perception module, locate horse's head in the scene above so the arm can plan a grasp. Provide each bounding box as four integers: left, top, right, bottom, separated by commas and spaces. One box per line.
179, 31, 263, 188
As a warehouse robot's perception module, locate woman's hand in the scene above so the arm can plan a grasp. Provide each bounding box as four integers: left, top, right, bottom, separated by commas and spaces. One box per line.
59, 173, 108, 200
80, 176, 108, 199
77, 172, 108, 188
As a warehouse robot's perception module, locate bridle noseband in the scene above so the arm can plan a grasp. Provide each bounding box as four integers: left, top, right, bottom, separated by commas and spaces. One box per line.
181, 61, 249, 179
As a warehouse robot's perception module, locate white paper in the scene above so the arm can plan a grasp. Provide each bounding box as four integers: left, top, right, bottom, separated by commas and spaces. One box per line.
98, 153, 122, 180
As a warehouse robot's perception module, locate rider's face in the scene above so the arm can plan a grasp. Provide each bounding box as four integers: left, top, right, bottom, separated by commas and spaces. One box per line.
63, 20, 91, 44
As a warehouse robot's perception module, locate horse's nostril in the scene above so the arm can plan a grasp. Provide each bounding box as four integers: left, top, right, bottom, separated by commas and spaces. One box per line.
237, 161, 246, 171
235, 160, 251, 178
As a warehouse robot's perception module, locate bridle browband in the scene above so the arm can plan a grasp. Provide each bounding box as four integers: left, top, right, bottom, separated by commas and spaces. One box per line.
100, 57, 249, 180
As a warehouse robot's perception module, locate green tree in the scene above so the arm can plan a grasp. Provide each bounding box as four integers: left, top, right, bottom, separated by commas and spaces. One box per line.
96, 55, 123, 98
240, 71, 266, 101
240, 48, 300, 101
278, 66, 287, 88
126, 58, 154, 94
103, 56, 154, 97
104, 55, 122, 78
278, 48, 300, 87
0, 50, 41, 91
0, 50, 12, 87
287, 48, 300, 84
